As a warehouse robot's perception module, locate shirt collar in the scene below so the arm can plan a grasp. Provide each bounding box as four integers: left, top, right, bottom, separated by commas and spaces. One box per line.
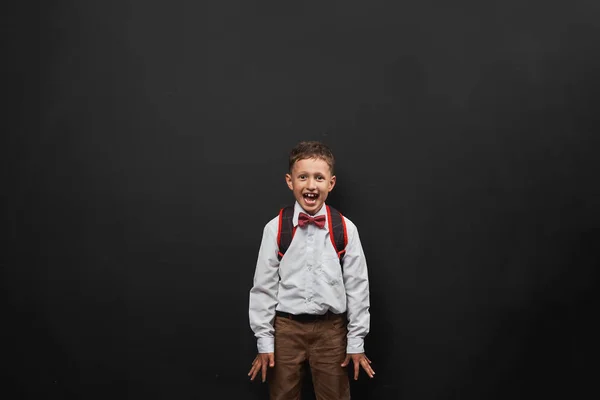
292, 201, 328, 227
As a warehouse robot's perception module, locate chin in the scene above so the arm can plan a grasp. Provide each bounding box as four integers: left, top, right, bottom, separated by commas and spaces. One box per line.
304, 203, 324, 214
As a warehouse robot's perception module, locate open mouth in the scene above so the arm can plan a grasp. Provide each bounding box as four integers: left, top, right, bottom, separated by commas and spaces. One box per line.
303, 193, 318, 205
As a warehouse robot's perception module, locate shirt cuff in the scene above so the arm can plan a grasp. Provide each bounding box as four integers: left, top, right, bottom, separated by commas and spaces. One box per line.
346, 337, 364, 354
257, 337, 274, 353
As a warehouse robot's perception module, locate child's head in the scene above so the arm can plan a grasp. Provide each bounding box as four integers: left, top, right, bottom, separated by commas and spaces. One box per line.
285, 141, 336, 215
288, 141, 335, 175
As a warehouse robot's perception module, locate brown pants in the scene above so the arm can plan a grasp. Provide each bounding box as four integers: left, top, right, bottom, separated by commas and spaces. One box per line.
269, 313, 350, 400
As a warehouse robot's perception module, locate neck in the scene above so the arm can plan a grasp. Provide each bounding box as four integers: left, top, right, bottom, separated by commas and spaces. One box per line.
301, 204, 324, 216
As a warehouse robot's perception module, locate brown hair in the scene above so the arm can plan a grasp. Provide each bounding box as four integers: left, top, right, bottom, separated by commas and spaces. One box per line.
288, 141, 335, 174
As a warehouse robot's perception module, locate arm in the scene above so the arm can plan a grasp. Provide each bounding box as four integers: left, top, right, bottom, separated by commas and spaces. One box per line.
341, 220, 371, 354
340, 220, 375, 379
248, 221, 280, 354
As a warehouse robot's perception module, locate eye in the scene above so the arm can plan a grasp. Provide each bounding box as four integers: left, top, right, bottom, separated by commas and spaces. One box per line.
299, 175, 307, 179
316, 176, 325, 181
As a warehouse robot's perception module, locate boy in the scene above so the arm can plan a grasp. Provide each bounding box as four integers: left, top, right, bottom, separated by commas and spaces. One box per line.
248, 141, 374, 400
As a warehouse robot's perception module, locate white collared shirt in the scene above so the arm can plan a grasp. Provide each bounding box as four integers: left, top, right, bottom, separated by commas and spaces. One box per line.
249, 202, 370, 354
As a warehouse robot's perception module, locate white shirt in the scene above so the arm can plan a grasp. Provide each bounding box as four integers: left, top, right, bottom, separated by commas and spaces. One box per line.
249, 202, 371, 354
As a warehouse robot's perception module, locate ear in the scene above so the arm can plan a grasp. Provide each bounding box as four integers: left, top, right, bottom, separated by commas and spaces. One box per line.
328, 175, 336, 192
285, 173, 294, 191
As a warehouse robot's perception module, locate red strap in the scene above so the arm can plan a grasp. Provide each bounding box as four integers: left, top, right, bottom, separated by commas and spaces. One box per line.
339, 210, 348, 248
276, 208, 284, 250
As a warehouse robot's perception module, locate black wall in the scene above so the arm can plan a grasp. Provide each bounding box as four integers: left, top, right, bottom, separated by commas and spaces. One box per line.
5, 1, 599, 399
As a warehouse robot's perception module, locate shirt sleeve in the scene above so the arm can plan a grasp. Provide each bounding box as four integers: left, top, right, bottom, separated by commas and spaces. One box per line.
342, 220, 371, 354
248, 220, 280, 353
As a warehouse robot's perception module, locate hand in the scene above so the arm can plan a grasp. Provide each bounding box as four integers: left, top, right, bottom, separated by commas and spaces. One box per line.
248, 352, 275, 383
341, 353, 374, 380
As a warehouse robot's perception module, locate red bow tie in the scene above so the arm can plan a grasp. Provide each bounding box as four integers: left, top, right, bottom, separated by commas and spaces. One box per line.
298, 212, 326, 228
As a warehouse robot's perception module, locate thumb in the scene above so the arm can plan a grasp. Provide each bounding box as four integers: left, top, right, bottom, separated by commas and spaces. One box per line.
268, 353, 275, 367
341, 355, 350, 367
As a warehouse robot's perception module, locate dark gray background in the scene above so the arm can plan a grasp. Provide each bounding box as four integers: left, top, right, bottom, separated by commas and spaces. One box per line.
4, 1, 599, 399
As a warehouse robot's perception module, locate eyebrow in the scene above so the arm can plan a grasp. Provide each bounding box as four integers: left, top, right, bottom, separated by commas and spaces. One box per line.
296, 171, 327, 175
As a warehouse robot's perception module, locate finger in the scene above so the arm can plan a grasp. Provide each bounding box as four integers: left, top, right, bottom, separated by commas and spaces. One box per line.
251, 367, 259, 380
249, 363, 260, 380
367, 364, 375, 377
261, 360, 268, 382
268, 353, 275, 367
341, 355, 350, 367
361, 361, 375, 378
354, 360, 360, 380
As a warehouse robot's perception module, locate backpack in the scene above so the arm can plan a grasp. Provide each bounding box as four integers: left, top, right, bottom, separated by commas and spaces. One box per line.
276, 205, 349, 269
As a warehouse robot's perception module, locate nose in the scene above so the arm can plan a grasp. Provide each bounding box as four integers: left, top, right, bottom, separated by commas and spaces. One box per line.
306, 177, 317, 189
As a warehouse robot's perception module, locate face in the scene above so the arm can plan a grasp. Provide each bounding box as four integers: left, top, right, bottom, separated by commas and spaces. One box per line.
286, 157, 336, 215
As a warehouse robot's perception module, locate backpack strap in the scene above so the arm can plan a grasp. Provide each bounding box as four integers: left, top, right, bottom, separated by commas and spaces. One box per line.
276, 206, 296, 261
326, 205, 349, 267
